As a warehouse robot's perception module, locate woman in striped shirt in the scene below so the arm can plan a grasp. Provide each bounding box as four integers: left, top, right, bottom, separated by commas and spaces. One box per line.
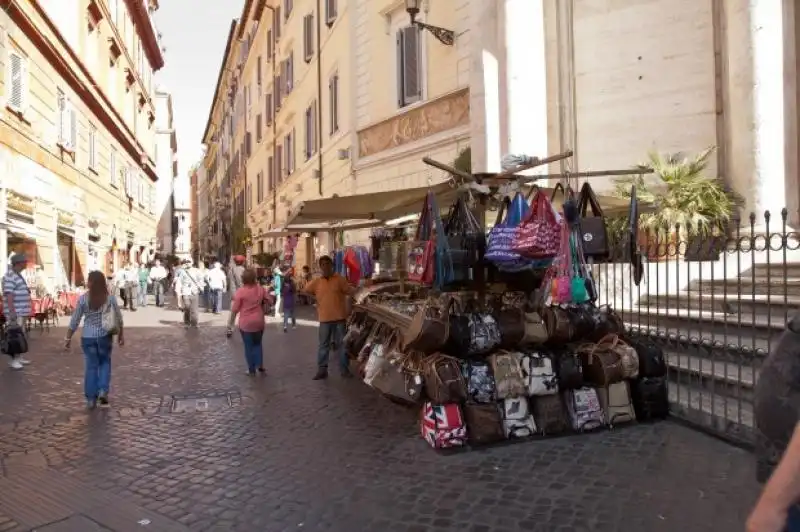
65, 271, 124, 409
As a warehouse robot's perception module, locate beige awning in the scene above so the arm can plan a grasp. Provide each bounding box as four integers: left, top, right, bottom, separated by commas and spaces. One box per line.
258, 219, 385, 238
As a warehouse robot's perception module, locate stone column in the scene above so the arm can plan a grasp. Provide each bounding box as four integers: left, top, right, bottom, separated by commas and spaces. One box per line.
503, 0, 549, 161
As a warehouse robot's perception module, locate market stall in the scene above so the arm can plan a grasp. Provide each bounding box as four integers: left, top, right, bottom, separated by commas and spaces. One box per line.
308, 153, 670, 450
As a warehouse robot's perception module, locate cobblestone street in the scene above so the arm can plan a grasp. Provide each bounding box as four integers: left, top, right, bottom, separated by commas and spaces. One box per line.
0, 305, 761, 531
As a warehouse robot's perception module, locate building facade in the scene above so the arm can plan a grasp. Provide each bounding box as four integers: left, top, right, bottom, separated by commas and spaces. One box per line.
189, 162, 203, 262
153, 87, 177, 256
0, 0, 164, 287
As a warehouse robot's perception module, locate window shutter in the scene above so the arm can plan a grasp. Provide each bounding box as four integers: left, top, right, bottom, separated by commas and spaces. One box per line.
268, 156, 274, 190
276, 145, 282, 183
266, 95, 272, 125
8, 53, 25, 111
400, 27, 421, 106
291, 128, 296, 172
267, 30, 273, 58
303, 14, 313, 61
69, 109, 78, 150
110, 151, 117, 186
256, 114, 262, 142
257, 56, 262, 85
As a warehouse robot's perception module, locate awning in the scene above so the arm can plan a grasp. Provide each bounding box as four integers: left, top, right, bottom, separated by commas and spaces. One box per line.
286, 181, 652, 227
258, 219, 386, 238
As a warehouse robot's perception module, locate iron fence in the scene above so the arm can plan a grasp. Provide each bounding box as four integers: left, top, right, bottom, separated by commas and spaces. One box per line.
593, 209, 800, 447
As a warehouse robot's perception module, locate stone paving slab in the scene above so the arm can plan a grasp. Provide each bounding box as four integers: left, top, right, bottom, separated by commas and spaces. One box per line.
0, 305, 764, 531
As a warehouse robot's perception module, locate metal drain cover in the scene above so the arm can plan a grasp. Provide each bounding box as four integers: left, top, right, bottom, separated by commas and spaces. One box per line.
165, 390, 241, 413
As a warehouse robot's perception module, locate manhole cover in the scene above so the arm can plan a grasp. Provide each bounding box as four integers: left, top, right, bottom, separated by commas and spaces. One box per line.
163, 390, 241, 413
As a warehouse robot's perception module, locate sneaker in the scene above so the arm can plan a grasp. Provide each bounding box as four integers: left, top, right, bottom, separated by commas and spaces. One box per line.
245, 370, 256, 376
97, 392, 109, 408
292, 324, 297, 330
17, 357, 31, 365
9, 358, 23, 370
86, 399, 97, 410
312, 369, 328, 380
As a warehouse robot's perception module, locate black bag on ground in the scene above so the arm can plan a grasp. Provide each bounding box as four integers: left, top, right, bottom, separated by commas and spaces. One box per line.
626, 338, 667, 378
556, 351, 584, 389
630, 376, 670, 421
2, 323, 28, 356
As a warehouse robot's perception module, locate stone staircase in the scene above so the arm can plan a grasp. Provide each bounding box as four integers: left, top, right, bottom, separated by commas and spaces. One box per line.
627, 262, 800, 446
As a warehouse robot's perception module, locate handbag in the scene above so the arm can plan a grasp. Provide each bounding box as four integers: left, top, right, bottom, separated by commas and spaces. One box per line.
422, 353, 468, 404
489, 350, 527, 399
463, 403, 506, 444
551, 223, 573, 304
592, 334, 640, 379
495, 307, 525, 349
513, 189, 562, 259
466, 311, 502, 355
577, 181, 610, 259
444, 195, 485, 282
407, 193, 436, 285
461, 360, 497, 403
443, 298, 471, 356
102, 296, 120, 335
485, 194, 536, 272
556, 350, 584, 389
405, 299, 450, 354
521, 311, 549, 345
577, 341, 625, 386
628, 185, 645, 286
542, 306, 573, 343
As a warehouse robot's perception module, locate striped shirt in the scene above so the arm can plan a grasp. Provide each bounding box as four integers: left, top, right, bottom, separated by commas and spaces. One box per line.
69, 294, 123, 338
2, 270, 31, 317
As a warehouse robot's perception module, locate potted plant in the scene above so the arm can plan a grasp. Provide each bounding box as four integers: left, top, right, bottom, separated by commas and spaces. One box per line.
610, 147, 740, 261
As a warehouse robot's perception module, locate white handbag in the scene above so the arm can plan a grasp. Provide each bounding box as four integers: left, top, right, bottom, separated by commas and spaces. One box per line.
101, 297, 119, 335
502, 397, 537, 438
521, 352, 558, 396
596, 382, 636, 426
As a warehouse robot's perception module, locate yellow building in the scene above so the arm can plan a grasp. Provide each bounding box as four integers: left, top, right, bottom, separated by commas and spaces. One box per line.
0, 0, 163, 287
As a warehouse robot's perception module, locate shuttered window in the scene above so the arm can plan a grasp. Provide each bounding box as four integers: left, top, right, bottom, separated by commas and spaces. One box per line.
109, 151, 118, 187
284, 130, 295, 176
257, 171, 264, 203
325, 0, 337, 25
396, 26, 422, 108
57, 89, 78, 152
303, 14, 314, 62
328, 72, 339, 135
6, 51, 28, 113
304, 101, 317, 160
256, 114, 263, 143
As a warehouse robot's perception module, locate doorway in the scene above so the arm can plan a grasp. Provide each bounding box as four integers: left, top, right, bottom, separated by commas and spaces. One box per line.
57, 231, 74, 286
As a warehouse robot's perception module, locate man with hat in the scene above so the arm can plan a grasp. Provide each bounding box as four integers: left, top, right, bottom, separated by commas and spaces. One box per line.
3, 253, 32, 370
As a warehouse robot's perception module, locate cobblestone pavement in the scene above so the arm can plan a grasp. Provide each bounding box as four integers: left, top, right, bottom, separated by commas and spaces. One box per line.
0, 304, 761, 531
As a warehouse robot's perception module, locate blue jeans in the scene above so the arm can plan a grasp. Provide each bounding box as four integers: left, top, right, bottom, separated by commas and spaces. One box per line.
212, 289, 223, 313
283, 307, 296, 329
203, 286, 211, 311
787, 505, 800, 532
317, 320, 348, 373
81, 336, 112, 400
138, 282, 148, 307
240, 330, 264, 373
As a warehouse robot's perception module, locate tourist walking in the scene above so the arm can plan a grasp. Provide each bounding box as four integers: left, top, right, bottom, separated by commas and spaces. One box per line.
123, 263, 137, 311
137, 263, 149, 307
228, 268, 267, 376
303, 256, 356, 380
148, 259, 167, 307
272, 264, 283, 318
112, 267, 127, 307
176, 260, 202, 327
207, 262, 227, 314
3, 253, 32, 370
64, 271, 124, 409
282, 271, 297, 332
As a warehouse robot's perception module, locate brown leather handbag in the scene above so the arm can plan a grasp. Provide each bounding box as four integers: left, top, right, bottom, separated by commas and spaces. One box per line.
463, 403, 506, 445
521, 311, 549, 345
422, 353, 467, 404
593, 334, 639, 379
405, 300, 450, 354
577, 341, 625, 386
543, 306, 573, 343
496, 308, 525, 349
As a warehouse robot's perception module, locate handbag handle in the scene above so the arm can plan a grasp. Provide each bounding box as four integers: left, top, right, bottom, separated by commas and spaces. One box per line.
550, 182, 566, 203
577, 182, 605, 217
494, 197, 511, 226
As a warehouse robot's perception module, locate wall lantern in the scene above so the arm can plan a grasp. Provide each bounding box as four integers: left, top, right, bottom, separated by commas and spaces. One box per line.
404, 0, 455, 46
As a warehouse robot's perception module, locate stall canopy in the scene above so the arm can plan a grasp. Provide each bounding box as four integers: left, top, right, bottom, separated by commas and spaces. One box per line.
261, 219, 384, 238
285, 181, 651, 227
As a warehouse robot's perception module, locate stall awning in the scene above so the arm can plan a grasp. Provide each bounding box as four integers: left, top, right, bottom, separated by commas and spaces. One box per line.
286, 182, 457, 226
259, 219, 386, 238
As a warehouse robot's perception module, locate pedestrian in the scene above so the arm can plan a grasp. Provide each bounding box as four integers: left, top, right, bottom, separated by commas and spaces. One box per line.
148, 259, 167, 307
281, 270, 297, 333
228, 268, 267, 376
176, 259, 202, 327
207, 262, 227, 314
64, 270, 124, 409
137, 263, 149, 307
272, 263, 283, 319
172, 263, 184, 311
230, 255, 245, 292
112, 268, 127, 307
303, 255, 356, 380
3, 253, 32, 370
749, 311, 800, 531
124, 263, 137, 311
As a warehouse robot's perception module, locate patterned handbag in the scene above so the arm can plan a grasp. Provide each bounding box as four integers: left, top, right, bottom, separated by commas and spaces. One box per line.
420, 402, 467, 449
489, 350, 528, 399
485, 194, 535, 272
408, 193, 436, 285
512, 189, 562, 259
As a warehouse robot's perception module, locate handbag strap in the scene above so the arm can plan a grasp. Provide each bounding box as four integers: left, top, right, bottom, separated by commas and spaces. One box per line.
578, 182, 605, 217
494, 197, 511, 226
415, 192, 434, 240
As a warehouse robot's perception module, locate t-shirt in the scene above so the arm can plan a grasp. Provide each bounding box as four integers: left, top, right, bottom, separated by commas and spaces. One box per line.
305, 274, 350, 323
2, 270, 31, 317
232, 285, 267, 332
755, 313, 800, 482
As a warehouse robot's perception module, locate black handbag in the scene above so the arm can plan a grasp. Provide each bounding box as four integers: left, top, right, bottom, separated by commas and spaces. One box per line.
577, 182, 610, 259
2, 323, 28, 356
625, 338, 667, 378
628, 185, 645, 286
444, 195, 485, 283
555, 351, 583, 389
443, 299, 471, 357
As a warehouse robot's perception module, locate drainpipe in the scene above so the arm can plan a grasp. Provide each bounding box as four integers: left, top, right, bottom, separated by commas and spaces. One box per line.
265, 4, 278, 225
316, 0, 323, 196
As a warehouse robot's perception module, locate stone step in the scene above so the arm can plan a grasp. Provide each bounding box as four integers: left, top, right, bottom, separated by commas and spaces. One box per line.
752, 262, 800, 277
638, 291, 800, 316
688, 276, 800, 298
629, 321, 772, 359
665, 350, 756, 403
628, 306, 786, 343
668, 380, 755, 446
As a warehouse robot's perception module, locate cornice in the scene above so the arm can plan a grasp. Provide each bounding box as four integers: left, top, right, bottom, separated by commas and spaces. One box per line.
123, 0, 164, 70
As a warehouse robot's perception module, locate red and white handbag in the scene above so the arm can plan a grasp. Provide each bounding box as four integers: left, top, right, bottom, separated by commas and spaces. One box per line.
420, 401, 467, 449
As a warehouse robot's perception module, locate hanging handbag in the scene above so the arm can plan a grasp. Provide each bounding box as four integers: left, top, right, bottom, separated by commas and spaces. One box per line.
405, 299, 450, 354
407, 192, 436, 285
495, 307, 525, 349
444, 195, 485, 282
521, 311, 549, 345
569, 231, 590, 304
101, 296, 120, 335
556, 350, 584, 389
542, 306, 573, 343
467, 310, 502, 355
485, 194, 534, 272
577, 181, 610, 259
551, 223, 573, 304
422, 353, 468, 404
443, 298, 471, 356
461, 360, 497, 403
628, 185, 645, 286
513, 189, 562, 259
363, 331, 400, 385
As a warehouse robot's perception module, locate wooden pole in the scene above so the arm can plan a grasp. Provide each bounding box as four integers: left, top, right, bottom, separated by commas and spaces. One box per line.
493, 150, 574, 179
421, 157, 474, 181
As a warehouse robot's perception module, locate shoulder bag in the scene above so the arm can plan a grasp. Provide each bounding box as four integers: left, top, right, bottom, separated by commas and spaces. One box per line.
102, 296, 120, 335
577, 182, 610, 259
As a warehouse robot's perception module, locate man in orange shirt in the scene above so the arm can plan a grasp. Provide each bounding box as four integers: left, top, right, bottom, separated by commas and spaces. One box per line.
304, 255, 356, 380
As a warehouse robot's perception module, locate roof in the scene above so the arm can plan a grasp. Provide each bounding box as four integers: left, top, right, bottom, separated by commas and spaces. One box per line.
201, 19, 238, 145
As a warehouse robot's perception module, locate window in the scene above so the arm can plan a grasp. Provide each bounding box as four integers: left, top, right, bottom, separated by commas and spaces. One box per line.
274, 6, 281, 38
138, 175, 145, 206
256, 114, 263, 142
284, 130, 295, 176
257, 56, 262, 86
258, 240, 264, 254
245, 131, 252, 158
274, 74, 282, 109
303, 14, 314, 62
257, 171, 264, 203
266, 94, 273, 125
304, 101, 317, 160
396, 26, 422, 107
6, 51, 28, 113
275, 145, 283, 184
247, 182, 252, 212
329, 71, 339, 135
88, 124, 97, 170
57, 89, 78, 152
268, 156, 274, 191
286, 52, 294, 93
284, 0, 292, 20
148, 184, 155, 213
325, 0, 337, 25
267, 29, 273, 59
109, 150, 118, 187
